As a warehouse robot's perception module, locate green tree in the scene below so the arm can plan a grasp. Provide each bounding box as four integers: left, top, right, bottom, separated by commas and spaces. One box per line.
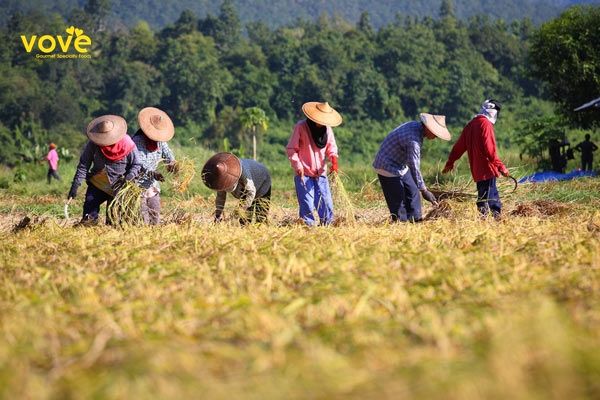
239, 106, 269, 160
529, 6, 600, 128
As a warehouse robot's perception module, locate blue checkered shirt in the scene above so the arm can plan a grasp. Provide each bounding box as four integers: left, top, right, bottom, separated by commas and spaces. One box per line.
132, 133, 175, 190
373, 121, 426, 190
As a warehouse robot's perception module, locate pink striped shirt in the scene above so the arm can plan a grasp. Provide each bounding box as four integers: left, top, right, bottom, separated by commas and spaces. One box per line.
46, 149, 59, 170
286, 120, 338, 177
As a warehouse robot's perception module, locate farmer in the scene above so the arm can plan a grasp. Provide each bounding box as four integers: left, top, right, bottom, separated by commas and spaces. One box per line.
442, 99, 509, 218
132, 107, 176, 225
286, 101, 340, 226
68, 115, 142, 224
202, 152, 272, 225
574, 134, 598, 171
373, 113, 451, 222
43, 143, 61, 184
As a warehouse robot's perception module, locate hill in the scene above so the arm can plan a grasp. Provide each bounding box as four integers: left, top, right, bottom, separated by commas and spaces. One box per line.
1, 0, 599, 29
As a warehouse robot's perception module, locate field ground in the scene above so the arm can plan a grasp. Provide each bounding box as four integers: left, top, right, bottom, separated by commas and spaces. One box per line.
1, 174, 600, 399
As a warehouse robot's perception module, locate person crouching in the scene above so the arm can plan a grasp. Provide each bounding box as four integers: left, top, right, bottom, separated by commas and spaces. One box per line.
132, 107, 176, 225
202, 152, 272, 225
68, 115, 142, 225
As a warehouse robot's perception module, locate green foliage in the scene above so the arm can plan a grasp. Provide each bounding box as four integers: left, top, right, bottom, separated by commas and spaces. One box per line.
529, 6, 600, 128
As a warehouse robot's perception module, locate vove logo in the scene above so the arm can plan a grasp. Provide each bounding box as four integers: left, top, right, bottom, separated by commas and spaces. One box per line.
20, 26, 93, 59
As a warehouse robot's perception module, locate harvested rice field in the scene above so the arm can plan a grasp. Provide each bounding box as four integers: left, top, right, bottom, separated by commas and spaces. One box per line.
1, 178, 600, 399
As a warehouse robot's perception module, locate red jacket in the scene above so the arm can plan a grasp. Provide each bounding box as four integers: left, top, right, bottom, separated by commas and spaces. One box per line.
445, 116, 508, 182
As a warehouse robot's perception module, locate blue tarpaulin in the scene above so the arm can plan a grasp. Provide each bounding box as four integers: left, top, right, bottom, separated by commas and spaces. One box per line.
519, 170, 597, 183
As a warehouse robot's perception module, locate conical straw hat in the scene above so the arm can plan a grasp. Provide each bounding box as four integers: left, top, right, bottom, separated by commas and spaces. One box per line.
302, 102, 343, 127
419, 113, 451, 141
202, 152, 242, 191
138, 107, 175, 142
86, 115, 127, 146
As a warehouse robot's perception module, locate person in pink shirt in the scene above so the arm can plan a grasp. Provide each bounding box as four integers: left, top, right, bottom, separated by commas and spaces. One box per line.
44, 143, 61, 184
286, 102, 341, 226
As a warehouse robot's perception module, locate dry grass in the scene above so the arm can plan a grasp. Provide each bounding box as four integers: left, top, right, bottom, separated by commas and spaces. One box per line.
1, 180, 600, 399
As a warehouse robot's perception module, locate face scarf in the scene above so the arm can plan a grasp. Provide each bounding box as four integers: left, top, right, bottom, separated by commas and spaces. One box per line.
306, 118, 328, 149
99, 135, 136, 162
136, 128, 158, 152
478, 99, 502, 125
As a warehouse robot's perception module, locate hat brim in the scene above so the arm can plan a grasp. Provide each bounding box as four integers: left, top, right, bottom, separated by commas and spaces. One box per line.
302, 102, 343, 127
202, 153, 242, 191
420, 113, 451, 141
138, 107, 175, 142
86, 115, 127, 146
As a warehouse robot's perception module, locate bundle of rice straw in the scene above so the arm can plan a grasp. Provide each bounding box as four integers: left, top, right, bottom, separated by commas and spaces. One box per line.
108, 180, 143, 227
330, 172, 356, 224
170, 157, 196, 193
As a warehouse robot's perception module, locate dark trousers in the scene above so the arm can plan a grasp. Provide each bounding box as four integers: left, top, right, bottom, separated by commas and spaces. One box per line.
141, 194, 161, 225
378, 173, 422, 222
582, 156, 593, 171
241, 186, 271, 225
82, 184, 115, 224
476, 178, 501, 218
47, 168, 60, 184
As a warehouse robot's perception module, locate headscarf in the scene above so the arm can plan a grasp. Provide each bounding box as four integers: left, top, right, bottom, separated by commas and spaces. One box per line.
136, 128, 158, 152
49, 143, 57, 150
99, 135, 136, 162
306, 118, 328, 149
478, 99, 502, 125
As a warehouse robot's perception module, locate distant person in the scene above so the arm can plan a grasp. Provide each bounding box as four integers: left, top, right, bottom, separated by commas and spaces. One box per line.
68, 115, 142, 225
202, 152, 272, 225
44, 143, 60, 184
574, 134, 598, 171
286, 102, 340, 226
132, 107, 177, 225
443, 99, 509, 219
373, 113, 451, 222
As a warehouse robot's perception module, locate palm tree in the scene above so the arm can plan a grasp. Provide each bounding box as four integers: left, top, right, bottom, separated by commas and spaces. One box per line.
239, 107, 269, 160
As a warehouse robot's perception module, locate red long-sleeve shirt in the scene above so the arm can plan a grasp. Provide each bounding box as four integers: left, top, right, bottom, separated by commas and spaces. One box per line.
445, 115, 508, 182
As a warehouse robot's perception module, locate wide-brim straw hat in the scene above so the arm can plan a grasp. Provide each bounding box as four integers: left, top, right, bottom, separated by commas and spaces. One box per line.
86, 115, 127, 146
419, 113, 451, 141
302, 102, 343, 127
138, 107, 175, 142
202, 152, 242, 191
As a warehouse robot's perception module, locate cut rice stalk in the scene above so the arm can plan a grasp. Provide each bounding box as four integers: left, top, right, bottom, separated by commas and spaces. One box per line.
108, 180, 144, 227
170, 157, 196, 194
330, 172, 357, 225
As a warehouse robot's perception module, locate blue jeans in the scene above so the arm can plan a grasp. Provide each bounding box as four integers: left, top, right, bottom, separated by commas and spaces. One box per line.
294, 175, 334, 226
378, 173, 422, 222
476, 178, 501, 217
82, 184, 115, 224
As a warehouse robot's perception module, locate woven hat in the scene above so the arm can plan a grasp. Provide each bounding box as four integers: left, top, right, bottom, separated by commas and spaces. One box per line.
302, 102, 343, 127
138, 107, 175, 142
419, 113, 451, 141
86, 115, 127, 146
49, 143, 56, 150
202, 152, 242, 191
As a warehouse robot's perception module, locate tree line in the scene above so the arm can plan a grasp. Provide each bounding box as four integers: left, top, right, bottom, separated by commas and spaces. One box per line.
0, 0, 598, 166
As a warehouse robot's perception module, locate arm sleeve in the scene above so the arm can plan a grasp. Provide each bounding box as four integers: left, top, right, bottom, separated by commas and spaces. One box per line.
69, 142, 94, 193
161, 142, 176, 164
325, 128, 339, 160
241, 176, 257, 209
482, 123, 508, 175
445, 132, 467, 168
407, 140, 426, 190
125, 149, 143, 181
215, 191, 227, 217
574, 143, 582, 152
593, 143, 598, 151
286, 124, 304, 173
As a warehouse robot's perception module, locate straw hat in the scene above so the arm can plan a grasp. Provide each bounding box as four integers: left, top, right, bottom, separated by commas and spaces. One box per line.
49, 143, 56, 150
86, 115, 127, 146
302, 102, 343, 127
138, 107, 175, 142
202, 152, 242, 191
419, 113, 451, 141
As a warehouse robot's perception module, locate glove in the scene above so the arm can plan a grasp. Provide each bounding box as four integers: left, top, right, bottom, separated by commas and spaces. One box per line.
67, 187, 77, 199
153, 171, 165, 182
421, 189, 438, 205
330, 156, 339, 174
500, 169, 510, 177
166, 162, 179, 174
